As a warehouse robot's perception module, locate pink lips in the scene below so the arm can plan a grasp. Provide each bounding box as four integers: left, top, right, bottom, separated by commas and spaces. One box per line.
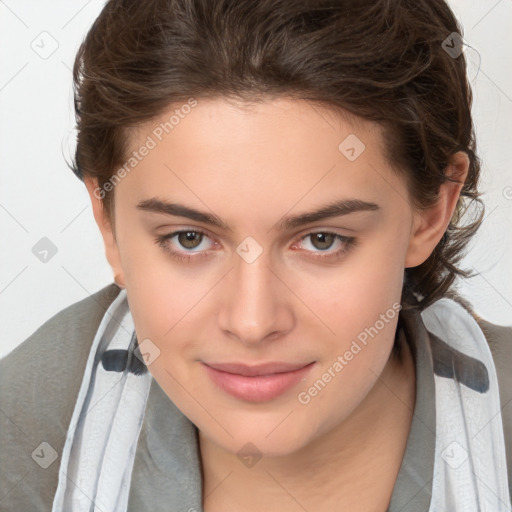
202, 361, 315, 402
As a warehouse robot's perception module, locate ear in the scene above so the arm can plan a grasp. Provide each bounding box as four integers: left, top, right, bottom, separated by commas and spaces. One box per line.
405, 151, 470, 268
83, 177, 125, 287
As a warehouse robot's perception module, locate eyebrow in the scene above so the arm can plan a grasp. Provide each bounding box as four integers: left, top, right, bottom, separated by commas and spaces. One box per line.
136, 197, 380, 231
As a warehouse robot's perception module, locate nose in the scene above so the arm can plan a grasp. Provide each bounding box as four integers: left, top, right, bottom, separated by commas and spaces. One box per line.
217, 251, 295, 346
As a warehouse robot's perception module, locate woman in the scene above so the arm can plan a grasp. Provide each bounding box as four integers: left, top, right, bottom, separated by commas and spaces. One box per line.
1, 0, 510, 510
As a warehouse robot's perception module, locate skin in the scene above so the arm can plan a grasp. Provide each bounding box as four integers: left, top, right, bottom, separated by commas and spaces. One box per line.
84, 97, 469, 511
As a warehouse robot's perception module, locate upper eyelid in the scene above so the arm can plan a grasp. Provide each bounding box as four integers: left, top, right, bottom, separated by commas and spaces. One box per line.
292, 232, 351, 252
162, 227, 349, 239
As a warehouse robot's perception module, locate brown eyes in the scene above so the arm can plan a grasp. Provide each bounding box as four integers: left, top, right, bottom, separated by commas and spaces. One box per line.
176, 231, 204, 249
155, 230, 357, 264
306, 232, 337, 251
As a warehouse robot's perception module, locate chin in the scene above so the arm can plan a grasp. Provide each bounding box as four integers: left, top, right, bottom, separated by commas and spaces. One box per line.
202, 414, 314, 460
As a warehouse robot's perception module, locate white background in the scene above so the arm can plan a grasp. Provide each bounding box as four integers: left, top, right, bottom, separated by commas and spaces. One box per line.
1, 1, 511, 357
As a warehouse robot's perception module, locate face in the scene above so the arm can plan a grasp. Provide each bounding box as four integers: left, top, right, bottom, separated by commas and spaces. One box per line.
86, 97, 451, 457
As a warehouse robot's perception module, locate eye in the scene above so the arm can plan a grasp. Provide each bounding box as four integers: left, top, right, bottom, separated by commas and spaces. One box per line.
155, 229, 356, 264
155, 229, 215, 262
174, 231, 206, 250
303, 232, 337, 251
292, 231, 356, 261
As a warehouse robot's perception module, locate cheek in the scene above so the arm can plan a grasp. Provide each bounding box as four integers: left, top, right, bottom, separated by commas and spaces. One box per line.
293, 234, 405, 344
125, 270, 207, 356
292, 235, 405, 402
116, 224, 210, 336
294, 288, 402, 440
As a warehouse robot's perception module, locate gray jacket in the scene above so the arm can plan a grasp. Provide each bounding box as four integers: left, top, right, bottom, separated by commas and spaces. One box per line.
0, 283, 510, 511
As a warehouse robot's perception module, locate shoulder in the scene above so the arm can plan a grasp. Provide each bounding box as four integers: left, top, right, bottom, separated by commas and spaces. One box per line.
0, 283, 121, 510
444, 292, 512, 400
444, 290, 512, 494
442, 291, 511, 382
0, 282, 121, 387
474, 315, 512, 486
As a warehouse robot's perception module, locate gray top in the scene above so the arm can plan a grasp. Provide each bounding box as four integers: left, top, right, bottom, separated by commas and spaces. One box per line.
387, 305, 436, 510
1, 283, 510, 511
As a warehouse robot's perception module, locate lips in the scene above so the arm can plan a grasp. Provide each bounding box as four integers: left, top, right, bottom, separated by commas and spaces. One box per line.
202, 360, 315, 402
205, 361, 311, 377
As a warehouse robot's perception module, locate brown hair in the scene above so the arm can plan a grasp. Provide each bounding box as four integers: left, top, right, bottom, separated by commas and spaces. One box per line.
69, 0, 483, 310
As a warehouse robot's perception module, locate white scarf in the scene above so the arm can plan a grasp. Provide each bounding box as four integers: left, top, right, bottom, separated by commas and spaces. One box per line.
51, 289, 511, 511
421, 298, 511, 510
51, 291, 153, 512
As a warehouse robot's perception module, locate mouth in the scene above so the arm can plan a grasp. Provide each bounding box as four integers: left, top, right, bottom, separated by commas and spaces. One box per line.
202, 361, 315, 402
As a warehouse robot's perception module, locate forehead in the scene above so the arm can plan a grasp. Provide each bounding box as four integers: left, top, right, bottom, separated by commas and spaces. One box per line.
130, 96, 380, 152
117, 97, 408, 222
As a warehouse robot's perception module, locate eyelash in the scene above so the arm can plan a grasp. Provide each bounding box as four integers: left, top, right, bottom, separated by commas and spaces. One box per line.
155, 229, 357, 264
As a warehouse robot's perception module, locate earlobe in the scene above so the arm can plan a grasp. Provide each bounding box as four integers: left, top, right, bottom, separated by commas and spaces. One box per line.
405, 151, 470, 268
83, 177, 125, 286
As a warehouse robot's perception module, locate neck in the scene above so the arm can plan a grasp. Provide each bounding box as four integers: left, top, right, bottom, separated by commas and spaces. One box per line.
200, 335, 416, 512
